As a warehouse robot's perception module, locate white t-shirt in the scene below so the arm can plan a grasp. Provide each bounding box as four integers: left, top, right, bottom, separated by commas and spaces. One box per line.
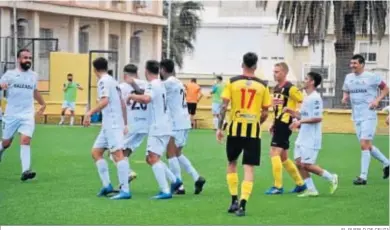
295, 91, 323, 150
164, 76, 191, 131
0, 69, 37, 118
97, 74, 124, 130
119, 79, 149, 134
145, 78, 172, 136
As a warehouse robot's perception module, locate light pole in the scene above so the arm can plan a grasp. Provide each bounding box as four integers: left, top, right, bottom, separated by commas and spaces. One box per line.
166, 0, 172, 59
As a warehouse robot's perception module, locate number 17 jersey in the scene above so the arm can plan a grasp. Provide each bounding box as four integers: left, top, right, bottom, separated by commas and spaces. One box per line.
164, 76, 191, 131
222, 75, 271, 138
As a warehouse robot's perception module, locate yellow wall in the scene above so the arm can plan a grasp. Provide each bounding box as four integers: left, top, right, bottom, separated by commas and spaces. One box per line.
194, 107, 389, 135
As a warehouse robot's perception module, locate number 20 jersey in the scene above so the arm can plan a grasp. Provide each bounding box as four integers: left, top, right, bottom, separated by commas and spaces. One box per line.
119, 79, 149, 134
221, 75, 271, 138
164, 76, 191, 131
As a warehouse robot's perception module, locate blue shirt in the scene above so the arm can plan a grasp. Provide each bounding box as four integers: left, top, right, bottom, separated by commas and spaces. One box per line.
343, 71, 384, 122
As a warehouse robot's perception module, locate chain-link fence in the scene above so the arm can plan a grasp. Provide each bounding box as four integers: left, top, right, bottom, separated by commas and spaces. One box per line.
0, 37, 59, 91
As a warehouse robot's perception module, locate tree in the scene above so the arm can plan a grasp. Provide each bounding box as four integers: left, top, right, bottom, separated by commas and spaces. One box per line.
260, 1, 388, 107
161, 1, 203, 69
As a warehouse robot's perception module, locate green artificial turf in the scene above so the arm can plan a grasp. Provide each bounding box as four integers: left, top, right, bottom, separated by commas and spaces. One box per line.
0, 126, 388, 225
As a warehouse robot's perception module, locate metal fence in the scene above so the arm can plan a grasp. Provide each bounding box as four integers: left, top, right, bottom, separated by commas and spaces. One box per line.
0, 37, 59, 91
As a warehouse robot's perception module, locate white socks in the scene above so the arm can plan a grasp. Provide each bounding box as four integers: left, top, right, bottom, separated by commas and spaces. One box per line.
96, 159, 111, 187
165, 164, 177, 183
321, 170, 334, 182
371, 146, 390, 167
20, 145, 31, 173
116, 160, 130, 193
70, 116, 74, 126
178, 154, 200, 181
360, 150, 371, 180
304, 177, 317, 192
152, 161, 170, 194
168, 157, 182, 180
59, 116, 65, 124
213, 117, 218, 129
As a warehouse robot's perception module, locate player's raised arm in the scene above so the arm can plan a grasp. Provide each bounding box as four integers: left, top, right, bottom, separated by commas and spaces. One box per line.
77, 83, 83, 91
129, 83, 152, 104
0, 71, 10, 90
129, 78, 145, 95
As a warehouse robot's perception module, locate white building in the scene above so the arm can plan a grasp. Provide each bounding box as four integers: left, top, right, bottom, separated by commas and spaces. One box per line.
180, 1, 390, 97
0, 0, 166, 83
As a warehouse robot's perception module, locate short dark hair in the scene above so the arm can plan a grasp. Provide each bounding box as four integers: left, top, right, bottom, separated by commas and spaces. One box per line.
17, 48, 30, 58
93, 57, 108, 72
67, 73, 73, 77
145, 60, 160, 75
191, 78, 197, 83
243, 52, 258, 68
107, 70, 113, 76
307, 72, 322, 88
160, 59, 175, 73
123, 64, 138, 74
216, 76, 222, 81
352, 54, 365, 64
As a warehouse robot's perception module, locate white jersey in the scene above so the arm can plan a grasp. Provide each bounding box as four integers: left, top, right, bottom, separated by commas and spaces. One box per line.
295, 91, 323, 150
97, 74, 124, 130
119, 79, 149, 134
145, 78, 172, 136
164, 76, 191, 130
343, 71, 385, 122
0, 69, 37, 118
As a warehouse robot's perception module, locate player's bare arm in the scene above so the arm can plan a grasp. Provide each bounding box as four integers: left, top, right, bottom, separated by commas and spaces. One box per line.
370, 83, 389, 109
77, 84, 84, 90
129, 81, 145, 95
216, 98, 229, 143
34, 89, 46, 115
341, 92, 349, 104
260, 107, 269, 124
129, 94, 151, 104
84, 97, 109, 127
283, 107, 300, 119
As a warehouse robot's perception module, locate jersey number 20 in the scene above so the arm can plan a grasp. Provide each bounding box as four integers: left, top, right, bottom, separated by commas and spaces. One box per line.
131, 102, 147, 111
240, 88, 256, 109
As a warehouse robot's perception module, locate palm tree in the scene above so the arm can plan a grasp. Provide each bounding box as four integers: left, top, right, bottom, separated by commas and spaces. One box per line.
259, 1, 388, 107
161, 0, 203, 69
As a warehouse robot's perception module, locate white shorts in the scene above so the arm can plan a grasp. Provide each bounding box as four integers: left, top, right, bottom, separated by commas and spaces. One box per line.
62, 101, 76, 111
354, 119, 377, 141
93, 128, 124, 152
146, 135, 170, 156
123, 132, 147, 152
212, 102, 222, 115
2, 116, 35, 140
294, 144, 319, 164
172, 129, 189, 148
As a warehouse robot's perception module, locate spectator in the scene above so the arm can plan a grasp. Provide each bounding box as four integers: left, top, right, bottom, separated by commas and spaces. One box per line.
185, 78, 203, 128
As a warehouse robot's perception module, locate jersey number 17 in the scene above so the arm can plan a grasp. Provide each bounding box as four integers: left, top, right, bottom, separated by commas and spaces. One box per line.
240, 88, 256, 109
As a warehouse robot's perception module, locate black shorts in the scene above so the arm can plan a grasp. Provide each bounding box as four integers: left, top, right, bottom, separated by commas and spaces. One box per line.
226, 136, 261, 166
187, 103, 197, 115
271, 120, 292, 150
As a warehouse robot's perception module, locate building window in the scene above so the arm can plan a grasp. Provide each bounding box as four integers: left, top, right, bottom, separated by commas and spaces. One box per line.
130, 36, 140, 63
305, 65, 329, 80
39, 28, 54, 58
109, 34, 119, 61
359, 42, 378, 63
79, 31, 89, 54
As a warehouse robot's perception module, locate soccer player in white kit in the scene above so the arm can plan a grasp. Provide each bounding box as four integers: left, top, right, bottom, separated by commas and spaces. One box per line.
160, 59, 206, 195
116, 64, 149, 182
342, 54, 389, 184
285, 72, 338, 197
83, 57, 131, 200
128, 60, 182, 199
0, 49, 46, 181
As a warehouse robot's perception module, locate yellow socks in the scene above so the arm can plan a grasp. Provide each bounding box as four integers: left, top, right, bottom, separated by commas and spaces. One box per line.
226, 173, 238, 196
271, 156, 283, 188
240, 180, 253, 201
283, 159, 304, 186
